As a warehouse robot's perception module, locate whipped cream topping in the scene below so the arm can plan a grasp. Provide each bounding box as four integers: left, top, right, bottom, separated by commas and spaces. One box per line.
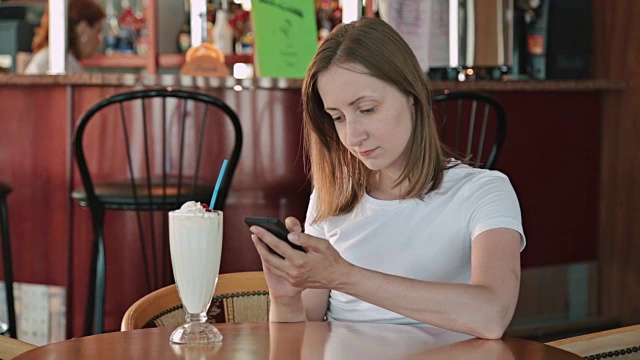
171, 201, 218, 217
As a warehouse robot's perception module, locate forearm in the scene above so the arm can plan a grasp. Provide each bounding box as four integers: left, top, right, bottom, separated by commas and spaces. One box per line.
337, 265, 517, 339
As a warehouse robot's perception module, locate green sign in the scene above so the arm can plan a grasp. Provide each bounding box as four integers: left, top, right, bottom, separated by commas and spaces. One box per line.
252, 0, 318, 78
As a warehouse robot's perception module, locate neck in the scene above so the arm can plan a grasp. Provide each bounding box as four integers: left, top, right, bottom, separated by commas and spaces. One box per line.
367, 170, 407, 200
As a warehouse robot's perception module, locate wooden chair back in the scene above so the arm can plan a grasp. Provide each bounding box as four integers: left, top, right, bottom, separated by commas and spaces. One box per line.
121, 271, 269, 331
0, 336, 37, 359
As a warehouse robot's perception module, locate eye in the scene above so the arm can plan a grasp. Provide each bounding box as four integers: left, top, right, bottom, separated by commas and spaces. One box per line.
360, 107, 375, 114
327, 112, 344, 122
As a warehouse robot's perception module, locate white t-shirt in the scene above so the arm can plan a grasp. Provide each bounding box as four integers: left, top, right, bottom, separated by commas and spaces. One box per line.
304, 163, 526, 326
24, 47, 84, 75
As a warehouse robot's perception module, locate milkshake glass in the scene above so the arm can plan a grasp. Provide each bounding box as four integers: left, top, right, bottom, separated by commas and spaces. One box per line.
168, 201, 223, 344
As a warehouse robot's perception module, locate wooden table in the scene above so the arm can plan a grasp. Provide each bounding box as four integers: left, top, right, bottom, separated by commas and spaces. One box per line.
15, 322, 581, 359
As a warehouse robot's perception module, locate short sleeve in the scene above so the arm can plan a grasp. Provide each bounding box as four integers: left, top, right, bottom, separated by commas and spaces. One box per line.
304, 190, 326, 239
466, 172, 526, 251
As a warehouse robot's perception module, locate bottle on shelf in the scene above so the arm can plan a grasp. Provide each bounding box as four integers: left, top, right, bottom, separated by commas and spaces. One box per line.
229, 1, 252, 54
135, 28, 149, 55
213, 5, 234, 54
104, 0, 120, 55
177, 10, 191, 54
236, 31, 254, 54
115, 0, 140, 54
206, 0, 215, 44
103, 12, 120, 55
133, 0, 148, 55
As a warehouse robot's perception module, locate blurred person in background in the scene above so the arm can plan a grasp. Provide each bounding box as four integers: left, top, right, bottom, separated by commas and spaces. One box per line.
25, 0, 105, 74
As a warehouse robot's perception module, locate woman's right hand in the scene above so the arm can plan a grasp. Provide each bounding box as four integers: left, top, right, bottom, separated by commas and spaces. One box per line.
250, 217, 306, 299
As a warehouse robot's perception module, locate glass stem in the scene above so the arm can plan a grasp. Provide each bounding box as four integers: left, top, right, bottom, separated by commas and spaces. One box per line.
185, 312, 207, 323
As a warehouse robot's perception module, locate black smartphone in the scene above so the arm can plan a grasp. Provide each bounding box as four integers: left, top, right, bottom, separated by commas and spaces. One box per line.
244, 217, 306, 252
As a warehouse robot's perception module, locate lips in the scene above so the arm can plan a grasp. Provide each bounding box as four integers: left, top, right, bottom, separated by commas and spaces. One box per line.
358, 147, 378, 158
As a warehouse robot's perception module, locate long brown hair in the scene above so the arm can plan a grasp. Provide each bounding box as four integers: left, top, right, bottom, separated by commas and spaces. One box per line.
302, 17, 447, 222
31, 0, 105, 59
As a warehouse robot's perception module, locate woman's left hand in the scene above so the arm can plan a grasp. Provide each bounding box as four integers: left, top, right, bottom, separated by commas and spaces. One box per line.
249, 217, 351, 290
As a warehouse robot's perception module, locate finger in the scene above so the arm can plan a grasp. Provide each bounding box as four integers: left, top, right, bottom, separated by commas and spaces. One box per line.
259, 257, 294, 284
251, 234, 288, 266
287, 232, 328, 253
253, 236, 302, 283
285, 216, 302, 232
261, 260, 291, 280
251, 225, 300, 259
251, 234, 272, 258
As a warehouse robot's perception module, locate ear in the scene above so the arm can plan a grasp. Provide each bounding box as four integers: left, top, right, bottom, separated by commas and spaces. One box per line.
407, 94, 415, 109
75, 20, 90, 39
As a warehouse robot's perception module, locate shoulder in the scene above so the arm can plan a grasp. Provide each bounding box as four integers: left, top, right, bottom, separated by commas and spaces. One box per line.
24, 49, 85, 74
24, 48, 49, 75
67, 54, 85, 73
438, 163, 514, 195
306, 189, 323, 220
304, 189, 326, 236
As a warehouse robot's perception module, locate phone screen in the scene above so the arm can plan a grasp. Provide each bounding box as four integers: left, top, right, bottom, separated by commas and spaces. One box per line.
244, 217, 306, 252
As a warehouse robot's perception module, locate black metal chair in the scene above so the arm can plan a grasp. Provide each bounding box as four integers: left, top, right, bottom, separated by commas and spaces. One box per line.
72, 88, 243, 335
0, 182, 17, 339
431, 91, 507, 169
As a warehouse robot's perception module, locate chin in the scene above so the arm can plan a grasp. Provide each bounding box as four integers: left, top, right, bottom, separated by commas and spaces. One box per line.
359, 159, 386, 171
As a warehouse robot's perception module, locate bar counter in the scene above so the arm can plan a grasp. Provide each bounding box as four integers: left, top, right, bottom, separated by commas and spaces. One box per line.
0, 73, 623, 90
0, 74, 621, 337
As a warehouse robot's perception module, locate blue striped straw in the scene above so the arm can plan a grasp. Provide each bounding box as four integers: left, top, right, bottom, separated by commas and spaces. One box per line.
209, 159, 229, 209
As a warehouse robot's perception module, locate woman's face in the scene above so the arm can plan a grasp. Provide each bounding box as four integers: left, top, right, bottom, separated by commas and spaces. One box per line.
317, 63, 414, 176
76, 19, 104, 59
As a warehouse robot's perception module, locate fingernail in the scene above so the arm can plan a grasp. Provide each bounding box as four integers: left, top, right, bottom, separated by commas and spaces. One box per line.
250, 226, 257, 233
288, 233, 299, 243
294, 225, 302, 232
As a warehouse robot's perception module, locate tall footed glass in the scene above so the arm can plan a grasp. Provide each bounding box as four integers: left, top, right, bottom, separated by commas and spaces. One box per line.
168, 202, 223, 344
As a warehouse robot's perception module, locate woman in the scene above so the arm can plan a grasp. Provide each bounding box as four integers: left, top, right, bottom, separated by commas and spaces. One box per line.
24, 0, 105, 74
249, 17, 525, 340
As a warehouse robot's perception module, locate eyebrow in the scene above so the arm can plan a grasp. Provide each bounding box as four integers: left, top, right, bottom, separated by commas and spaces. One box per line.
324, 96, 375, 111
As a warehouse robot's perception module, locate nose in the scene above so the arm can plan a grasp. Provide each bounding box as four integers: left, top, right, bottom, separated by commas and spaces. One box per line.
345, 116, 367, 148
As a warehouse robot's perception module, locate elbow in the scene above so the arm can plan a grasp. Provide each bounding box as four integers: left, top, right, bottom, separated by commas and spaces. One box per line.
475, 323, 506, 340
473, 305, 515, 340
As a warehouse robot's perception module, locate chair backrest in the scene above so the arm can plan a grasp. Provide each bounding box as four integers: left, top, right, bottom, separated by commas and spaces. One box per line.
0, 335, 37, 359
546, 324, 640, 359
431, 91, 506, 169
121, 271, 270, 331
73, 88, 243, 211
